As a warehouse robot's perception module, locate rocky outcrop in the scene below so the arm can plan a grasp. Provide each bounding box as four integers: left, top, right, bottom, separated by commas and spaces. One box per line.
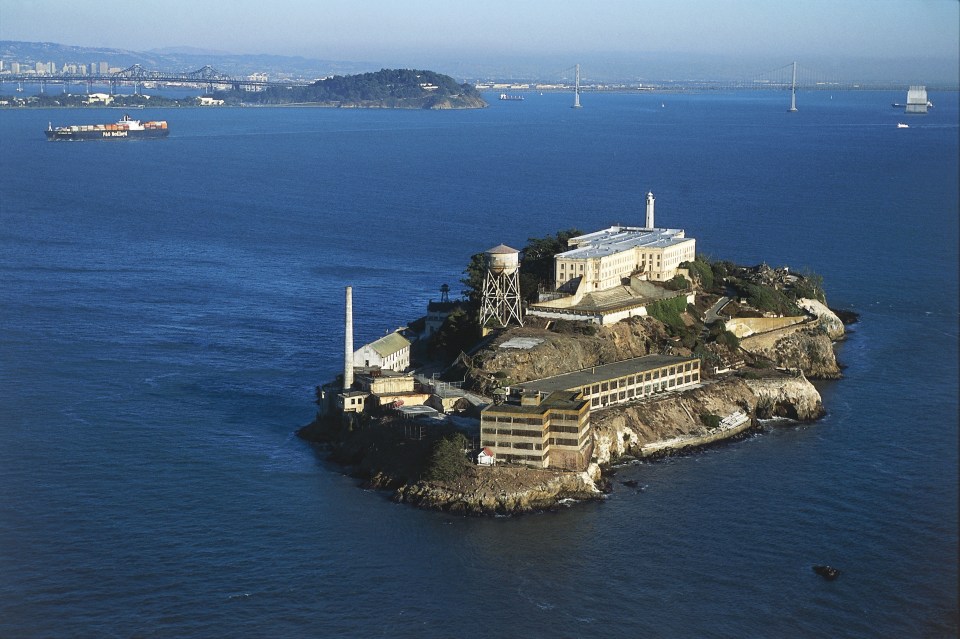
395, 464, 604, 515
465, 319, 672, 394
742, 374, 824, 420
797, 298, 846, 340
739, 323, 842, 379
591, 373, 823, 464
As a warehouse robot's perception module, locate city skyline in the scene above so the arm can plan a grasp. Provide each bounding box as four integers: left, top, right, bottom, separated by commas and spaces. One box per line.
1, 0, 958, 83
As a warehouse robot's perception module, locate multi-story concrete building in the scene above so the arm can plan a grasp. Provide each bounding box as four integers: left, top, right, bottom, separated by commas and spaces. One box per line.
480, 390, 592, 471
512, 354, 701, 409
553, 192, 696, 290
555, 226, 696, 290
480, 354, 702, 470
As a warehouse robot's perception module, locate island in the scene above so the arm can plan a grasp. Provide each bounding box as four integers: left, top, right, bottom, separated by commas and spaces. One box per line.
2, 68, 487, 110
298, 192, 855, 515
215, 68, 487, 109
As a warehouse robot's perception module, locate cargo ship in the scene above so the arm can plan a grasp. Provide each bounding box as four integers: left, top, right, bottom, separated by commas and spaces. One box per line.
45, 114, 169, 141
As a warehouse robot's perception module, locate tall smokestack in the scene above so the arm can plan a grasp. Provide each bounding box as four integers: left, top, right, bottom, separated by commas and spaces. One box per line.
645, 191, 655, 229
344, 286, 354, 390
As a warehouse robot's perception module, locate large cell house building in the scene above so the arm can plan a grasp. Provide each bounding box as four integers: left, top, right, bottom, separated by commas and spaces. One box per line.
553, 192, 696, 291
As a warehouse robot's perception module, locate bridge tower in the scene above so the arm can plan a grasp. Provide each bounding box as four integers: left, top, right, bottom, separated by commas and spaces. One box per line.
788, 61, 798, 112
479, 244, 524, 333
572, 64, 582, 109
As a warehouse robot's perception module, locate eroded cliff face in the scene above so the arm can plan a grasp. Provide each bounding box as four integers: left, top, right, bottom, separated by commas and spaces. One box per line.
742, 375, 824, 420
797, 298, 846, 341
739, 326, 842, 379
589, 373, 822, 465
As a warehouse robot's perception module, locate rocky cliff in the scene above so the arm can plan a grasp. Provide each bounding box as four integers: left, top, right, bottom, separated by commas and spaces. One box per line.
797, 298, 846, 340
742, 375, 825, 420
591, 373, 823, 464
738, 323, 842, 379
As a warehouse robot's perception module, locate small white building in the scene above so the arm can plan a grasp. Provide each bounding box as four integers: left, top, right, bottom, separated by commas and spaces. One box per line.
354, 331, 411, 372
477, 447, 496, 466
85, 93, 113, 105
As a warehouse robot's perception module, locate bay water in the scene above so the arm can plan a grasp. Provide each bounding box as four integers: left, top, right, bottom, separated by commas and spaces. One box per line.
1, 90, 957, 637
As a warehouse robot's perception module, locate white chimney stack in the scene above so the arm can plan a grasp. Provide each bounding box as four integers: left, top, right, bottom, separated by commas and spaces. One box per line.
645, 191, 655, 229
344, 286, 354, 390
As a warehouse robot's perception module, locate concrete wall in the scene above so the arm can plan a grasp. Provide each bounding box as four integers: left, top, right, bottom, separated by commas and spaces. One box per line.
725, 315, 807, 339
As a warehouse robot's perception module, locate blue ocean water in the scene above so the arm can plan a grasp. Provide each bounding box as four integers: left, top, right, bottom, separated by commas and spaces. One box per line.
0, 90, 957, 638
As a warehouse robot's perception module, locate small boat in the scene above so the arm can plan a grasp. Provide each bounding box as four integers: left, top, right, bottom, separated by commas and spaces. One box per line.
897, 122, 909, 129
499, 93, 524, 101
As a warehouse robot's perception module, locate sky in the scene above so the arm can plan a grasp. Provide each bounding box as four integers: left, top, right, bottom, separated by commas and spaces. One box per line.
2, 0, 958, 81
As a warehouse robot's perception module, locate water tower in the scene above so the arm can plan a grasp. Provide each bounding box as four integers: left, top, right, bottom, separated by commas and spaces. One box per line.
479, 244, 523, 331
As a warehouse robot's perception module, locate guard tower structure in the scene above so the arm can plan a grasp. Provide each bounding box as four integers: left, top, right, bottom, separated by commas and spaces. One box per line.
479, 244, 524, 333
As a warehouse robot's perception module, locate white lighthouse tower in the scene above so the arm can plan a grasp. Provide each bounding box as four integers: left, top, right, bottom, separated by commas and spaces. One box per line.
645, 191, 655, 229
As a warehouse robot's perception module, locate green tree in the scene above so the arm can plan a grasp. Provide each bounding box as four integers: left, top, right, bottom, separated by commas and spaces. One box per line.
432, 308, 479, 357
460, 252, 487, 310
521, 229, 581, 295
426, 433, 472, 482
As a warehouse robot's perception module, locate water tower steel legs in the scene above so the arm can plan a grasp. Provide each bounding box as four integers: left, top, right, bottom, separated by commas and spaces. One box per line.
479, 271, 524, 329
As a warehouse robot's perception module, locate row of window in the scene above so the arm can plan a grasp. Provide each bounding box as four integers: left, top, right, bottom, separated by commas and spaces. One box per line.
486, 415, 545, 425
485, 428, 543, 438
498, 454, 546, 464
588, 373, 700, 407
582, 363, 697, 396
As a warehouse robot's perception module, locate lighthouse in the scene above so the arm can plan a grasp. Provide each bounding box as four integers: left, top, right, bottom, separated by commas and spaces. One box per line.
645, 191, 655, 229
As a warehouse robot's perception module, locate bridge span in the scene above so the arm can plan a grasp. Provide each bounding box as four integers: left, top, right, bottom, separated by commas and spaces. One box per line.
0, 64, 313, 93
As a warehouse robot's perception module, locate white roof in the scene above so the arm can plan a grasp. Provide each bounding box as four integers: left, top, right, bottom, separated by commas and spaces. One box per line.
558, 226, 692, 260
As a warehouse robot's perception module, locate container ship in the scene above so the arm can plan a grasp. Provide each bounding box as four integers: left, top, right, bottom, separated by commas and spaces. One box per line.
45, 114, 169, 141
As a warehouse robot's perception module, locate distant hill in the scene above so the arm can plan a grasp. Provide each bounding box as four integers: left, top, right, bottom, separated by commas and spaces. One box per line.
219, 68, 487, 109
